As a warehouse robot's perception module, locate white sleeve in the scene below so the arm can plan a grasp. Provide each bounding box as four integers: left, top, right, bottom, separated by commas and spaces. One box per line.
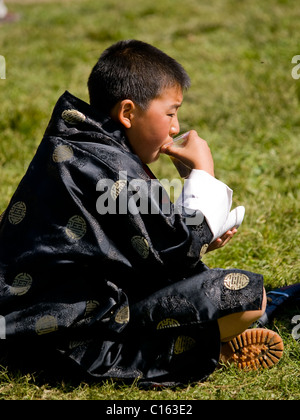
176, 169, 239, 242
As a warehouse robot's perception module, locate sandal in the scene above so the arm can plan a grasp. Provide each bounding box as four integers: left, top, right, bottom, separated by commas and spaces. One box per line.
220, 328, 284, 370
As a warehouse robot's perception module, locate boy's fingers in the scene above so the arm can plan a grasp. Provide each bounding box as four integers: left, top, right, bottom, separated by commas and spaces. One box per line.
160, 145, 169, 154
160, 142, 175, 154
160, 143, 186, 159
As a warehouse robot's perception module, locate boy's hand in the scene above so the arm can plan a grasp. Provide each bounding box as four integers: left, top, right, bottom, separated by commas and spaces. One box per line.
161, 130, 238, 253
206, 228, 237, 253
160, 130, 215, 177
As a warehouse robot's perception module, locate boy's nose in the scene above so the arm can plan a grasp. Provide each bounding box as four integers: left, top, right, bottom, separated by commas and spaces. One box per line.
170, 119, 180, 137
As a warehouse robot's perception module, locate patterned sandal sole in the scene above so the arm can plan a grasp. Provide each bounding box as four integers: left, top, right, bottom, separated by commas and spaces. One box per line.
221, 328, 284, 370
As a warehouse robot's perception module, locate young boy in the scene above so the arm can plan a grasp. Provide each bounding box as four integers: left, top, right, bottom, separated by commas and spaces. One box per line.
0, 40, 283, 386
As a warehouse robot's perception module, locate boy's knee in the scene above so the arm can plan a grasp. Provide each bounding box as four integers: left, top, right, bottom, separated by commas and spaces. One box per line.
257, 287, 267, 318
218, 287, 267, 342
244, 287, 267, 324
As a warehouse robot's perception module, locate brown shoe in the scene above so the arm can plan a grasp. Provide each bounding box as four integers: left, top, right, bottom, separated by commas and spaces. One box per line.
220, 328, 284, 370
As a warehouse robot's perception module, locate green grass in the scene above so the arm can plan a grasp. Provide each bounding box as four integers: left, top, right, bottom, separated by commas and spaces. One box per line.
0, 0, 299, 400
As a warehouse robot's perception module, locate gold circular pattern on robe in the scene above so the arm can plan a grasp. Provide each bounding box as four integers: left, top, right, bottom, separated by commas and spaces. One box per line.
224, 272, 250, 291
157, 318, 180, 330
199, 243, 209, 258
52, 144, 74, 162
115, 305, 130, 324
111, 180, 127, 200
35, 315, 58, 335
61, 109, 86, 124
173, 335, 196, 355
8, 201, 26, 225
84, 300, 100, 318
131, 236, 149, 259
65, 215, 87, 240
10, 272, 32, 296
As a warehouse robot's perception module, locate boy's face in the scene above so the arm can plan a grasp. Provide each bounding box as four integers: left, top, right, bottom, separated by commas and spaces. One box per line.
124, 85, 183, 164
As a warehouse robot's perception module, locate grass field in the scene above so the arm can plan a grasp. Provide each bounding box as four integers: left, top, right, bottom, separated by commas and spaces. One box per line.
0, 0, 299, 400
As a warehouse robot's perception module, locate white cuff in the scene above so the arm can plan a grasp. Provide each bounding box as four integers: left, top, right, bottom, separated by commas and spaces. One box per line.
176, 169, 234, 241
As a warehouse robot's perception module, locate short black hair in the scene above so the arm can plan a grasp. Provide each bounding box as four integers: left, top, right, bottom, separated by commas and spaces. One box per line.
88, 40, 191, 113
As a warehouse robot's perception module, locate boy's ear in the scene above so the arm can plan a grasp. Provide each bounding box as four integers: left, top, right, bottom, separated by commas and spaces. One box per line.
113, 99, 135, 129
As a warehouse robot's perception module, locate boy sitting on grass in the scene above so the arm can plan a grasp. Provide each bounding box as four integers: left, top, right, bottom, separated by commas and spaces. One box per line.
0, 40, 283, 387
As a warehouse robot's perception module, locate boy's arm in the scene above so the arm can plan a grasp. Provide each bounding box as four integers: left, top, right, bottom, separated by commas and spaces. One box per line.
161, 131, 244, 248
177, 169, 232, 239
176, 169, 243, 250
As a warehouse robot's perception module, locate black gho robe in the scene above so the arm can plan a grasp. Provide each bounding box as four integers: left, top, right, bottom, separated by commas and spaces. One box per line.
0, 92, 263, 386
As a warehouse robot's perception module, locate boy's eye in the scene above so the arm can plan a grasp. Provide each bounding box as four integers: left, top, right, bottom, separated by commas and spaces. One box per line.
168, 114, 175, 117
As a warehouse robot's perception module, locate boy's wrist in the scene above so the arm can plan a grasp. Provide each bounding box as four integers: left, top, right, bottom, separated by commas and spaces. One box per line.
192, 165, 214, 177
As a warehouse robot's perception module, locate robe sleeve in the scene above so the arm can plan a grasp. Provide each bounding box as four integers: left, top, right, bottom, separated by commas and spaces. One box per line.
176, 169, 233, 241
103, 167, 214, 278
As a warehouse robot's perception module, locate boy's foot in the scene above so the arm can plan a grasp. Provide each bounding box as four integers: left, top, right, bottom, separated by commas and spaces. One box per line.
220, 328, 284, 370
255, 283, 300, 327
